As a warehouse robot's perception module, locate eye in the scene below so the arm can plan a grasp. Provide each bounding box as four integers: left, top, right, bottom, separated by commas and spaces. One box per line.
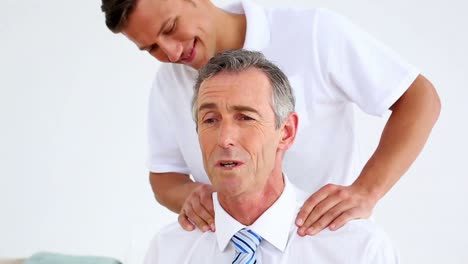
201, 113, 218, 124
164, 20, 176, 35
148, 44, 158, 53
202, 118, 218, 124
239, 115, 255, 121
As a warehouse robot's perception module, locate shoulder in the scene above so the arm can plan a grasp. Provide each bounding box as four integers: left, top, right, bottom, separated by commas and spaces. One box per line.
153, 222, 206, 244
268, 7, 357, 39
154, 63, 194, 85
286, 219, 397, 262
339, 220, 399, 263
264, 7, 351, 60
150, 63, 197, 101
318, 219, 397, 260
145, 222, 216, 263
266, 6, 342, 25
329, 219, 388, 240
310, 219, 392, 248
292, 186, 388, 241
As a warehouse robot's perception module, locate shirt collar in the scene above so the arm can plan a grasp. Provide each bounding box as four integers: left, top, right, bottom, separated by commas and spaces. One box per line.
219, 0, 271, 51
214, 175, 297, 252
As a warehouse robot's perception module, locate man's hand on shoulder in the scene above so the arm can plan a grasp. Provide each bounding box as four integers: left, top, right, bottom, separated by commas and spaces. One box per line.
178, 183, 216, 232
295, 183, 378, 236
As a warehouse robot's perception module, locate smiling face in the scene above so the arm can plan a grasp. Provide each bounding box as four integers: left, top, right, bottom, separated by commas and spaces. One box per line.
196, 68, 290, 198
121, 0, 217, 69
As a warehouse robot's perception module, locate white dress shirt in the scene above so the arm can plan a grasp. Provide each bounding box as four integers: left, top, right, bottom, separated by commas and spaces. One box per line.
144, 176, 399, 264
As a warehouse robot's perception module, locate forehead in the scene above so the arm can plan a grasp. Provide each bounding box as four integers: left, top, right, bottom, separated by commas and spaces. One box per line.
122, 0, 175, 44
198, 68, 272, 107
132, 0, 174, 18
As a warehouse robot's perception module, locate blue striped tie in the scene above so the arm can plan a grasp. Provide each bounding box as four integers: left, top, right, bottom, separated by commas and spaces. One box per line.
231, 228, 263, 264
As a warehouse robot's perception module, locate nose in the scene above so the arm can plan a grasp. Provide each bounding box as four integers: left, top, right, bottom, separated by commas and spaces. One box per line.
217, 121, 237, 149
159, 38, 183, 62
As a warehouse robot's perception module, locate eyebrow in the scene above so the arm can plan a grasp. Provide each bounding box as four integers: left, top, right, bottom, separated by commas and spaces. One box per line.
198, 103, 217, 113
198, 103, 261, 116
138, 18, 172, 51
231, 105, 261, 115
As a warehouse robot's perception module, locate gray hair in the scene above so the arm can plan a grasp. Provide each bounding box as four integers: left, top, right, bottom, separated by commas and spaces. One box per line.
192, 49, 295, 129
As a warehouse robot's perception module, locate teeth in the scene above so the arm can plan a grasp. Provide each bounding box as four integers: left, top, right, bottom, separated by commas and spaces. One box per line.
220, 162, 238, 168
183, 49, 193, 60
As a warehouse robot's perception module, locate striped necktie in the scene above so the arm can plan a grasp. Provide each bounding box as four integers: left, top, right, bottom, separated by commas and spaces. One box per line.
231, 228, 263, 264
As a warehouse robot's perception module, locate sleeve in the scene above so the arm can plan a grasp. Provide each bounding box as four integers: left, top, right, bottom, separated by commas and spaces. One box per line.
315, 8, 420, 116
146, 68, 191, 175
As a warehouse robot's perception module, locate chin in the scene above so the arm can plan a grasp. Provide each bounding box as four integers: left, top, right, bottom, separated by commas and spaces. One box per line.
217, 184, 243, 197
198, 51, 212, 67
214, 174, 241, 188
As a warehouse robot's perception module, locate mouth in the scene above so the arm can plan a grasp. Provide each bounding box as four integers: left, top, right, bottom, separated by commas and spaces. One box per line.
180, 39, 197, 64
216, 160, 244, 170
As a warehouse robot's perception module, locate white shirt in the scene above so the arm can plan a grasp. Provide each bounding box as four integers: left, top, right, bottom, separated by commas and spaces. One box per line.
144, 176, 399, 263
147, 0, 420, 193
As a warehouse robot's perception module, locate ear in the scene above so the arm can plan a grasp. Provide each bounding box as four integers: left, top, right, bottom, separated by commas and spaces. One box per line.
278, 112, 298, 150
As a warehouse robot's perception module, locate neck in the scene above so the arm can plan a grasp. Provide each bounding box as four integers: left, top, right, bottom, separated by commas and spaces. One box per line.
218, 168, 285, 226
213, 7, 247, 52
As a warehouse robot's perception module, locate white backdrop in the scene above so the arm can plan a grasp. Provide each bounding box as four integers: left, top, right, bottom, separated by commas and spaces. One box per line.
1, 0, 466, 263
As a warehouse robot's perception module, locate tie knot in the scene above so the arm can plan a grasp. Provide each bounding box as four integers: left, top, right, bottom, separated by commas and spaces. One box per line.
231, 229, 263, 263
231, 228, 263, 255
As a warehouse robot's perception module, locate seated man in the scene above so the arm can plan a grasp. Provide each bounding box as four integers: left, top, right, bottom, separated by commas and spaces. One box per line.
144, 49, 398, 263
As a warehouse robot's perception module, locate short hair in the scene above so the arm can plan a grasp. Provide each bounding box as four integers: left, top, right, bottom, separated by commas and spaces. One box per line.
101, 0, 137, 33
192, 49, 295, 130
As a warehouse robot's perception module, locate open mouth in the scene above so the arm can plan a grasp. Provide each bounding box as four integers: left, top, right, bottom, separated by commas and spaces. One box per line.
181, 39, 197, 64
220, 161, 238, 168
217, 160, 243, 169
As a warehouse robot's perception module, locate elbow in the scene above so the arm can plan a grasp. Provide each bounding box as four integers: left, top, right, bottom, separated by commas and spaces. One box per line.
409, 74, 442, 125
393, 74, 442, 128
149, 172, 166, 204
433, 93, 441, 124
426, 78, 442, 125
153, 189, 164, 204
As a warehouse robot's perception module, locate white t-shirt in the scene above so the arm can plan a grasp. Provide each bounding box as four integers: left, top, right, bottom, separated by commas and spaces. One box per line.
147, 0, 419, 193
144, 176, 398, 263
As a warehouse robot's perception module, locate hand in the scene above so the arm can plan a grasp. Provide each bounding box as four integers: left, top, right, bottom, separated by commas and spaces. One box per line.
178, 183, 216, 232
295, 183, 377, 236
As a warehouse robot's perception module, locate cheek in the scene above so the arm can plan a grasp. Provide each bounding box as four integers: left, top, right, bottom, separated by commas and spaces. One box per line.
257, 134, 280, 163
242, 135, 266, 160
150, 50, 168, 63
176, 22, 198, 40
198, 134, 208, 151
199, 132, 215, 155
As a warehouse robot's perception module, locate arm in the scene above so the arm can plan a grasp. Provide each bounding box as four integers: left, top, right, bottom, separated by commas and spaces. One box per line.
296, 74, 441, 235
354, 74, 440, 201
150, 172, 215, 232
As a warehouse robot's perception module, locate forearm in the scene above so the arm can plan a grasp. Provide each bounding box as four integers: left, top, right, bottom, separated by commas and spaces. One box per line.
354, 74, 441, 200
149, 172, 204, 213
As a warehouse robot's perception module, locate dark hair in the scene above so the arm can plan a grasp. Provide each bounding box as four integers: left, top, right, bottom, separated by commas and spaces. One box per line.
101, 0, 137, 33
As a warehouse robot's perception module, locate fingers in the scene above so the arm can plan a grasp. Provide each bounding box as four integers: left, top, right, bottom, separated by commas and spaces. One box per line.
191, 197, 215, 231
296, 184, 375, 236
181, 204, 211, 232
200, 186, 215, 216
295, 184, 336, 227
303, 202, 355, 236
297, 187, 343, 236
178, 183, 216, 232
178, 212, 195, 231
329, 208, 361, 231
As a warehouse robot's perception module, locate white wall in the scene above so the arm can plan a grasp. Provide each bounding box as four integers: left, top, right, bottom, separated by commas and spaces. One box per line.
0, 0, 466, 263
